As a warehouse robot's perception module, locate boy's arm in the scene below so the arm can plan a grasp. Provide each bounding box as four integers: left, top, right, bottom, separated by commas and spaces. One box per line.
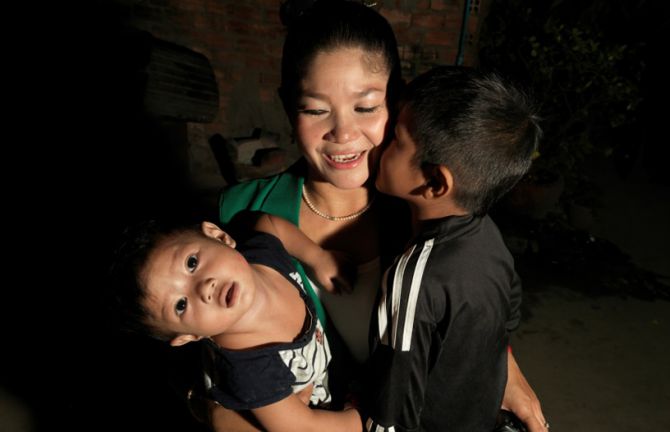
254, 212, 354, 293
252, 393, 362, 432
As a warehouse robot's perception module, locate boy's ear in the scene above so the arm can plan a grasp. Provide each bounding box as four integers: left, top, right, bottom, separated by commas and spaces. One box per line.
201, 221, 236, 248
422, 164, 454, 199
170, 334, 204, 347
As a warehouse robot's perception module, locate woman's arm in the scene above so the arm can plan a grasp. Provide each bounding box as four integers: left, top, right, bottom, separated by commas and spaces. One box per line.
502, 351, 548, 432
252, 393, 362, 432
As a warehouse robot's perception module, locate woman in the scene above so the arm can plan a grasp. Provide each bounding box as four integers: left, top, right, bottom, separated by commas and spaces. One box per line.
204, 1, 547, 430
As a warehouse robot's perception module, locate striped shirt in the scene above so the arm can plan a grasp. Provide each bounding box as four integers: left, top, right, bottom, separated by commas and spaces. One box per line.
365, 214, 522, 432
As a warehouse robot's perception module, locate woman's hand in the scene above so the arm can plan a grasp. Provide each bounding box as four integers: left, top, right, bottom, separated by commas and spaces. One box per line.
502, 351, 548, 432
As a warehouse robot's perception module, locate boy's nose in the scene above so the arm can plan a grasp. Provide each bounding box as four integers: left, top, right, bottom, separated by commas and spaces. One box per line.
197, 278, 217, 303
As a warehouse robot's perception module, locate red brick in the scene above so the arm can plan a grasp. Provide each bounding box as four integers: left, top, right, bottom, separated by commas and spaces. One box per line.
412, 13, 445, 28
380, 8, 412, 27
431, 0, 449, 11
425, 30, 456, 46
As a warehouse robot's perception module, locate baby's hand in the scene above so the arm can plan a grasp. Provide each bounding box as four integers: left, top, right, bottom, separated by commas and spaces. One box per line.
309, 249, 356, 294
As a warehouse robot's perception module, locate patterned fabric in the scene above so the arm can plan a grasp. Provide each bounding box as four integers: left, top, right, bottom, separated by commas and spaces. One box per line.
202, 231, 332, 410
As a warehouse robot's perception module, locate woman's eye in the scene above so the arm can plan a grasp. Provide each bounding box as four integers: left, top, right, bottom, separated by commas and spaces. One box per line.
356, 106, 380, 114
186, 255, 198, 272
175, 297, 187, 316
298, 109, 328, 116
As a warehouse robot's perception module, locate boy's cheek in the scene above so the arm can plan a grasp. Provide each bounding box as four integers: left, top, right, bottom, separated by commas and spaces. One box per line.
368, 146, 384, 180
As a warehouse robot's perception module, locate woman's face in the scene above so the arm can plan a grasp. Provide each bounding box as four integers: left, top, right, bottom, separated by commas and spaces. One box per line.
295, 47, 390, 189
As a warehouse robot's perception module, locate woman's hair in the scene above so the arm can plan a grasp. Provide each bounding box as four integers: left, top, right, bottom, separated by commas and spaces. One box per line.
279, 0, 402, 118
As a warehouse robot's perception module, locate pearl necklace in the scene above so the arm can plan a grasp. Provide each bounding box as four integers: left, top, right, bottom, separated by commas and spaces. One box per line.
301, 185, 375, 222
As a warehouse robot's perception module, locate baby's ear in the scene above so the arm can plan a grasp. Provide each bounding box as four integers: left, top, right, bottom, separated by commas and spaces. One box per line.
170, 334, 204, 347
201, 221, 236, 248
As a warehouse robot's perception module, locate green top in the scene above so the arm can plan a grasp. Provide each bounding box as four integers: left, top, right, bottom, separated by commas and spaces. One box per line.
218, 165, 328, 329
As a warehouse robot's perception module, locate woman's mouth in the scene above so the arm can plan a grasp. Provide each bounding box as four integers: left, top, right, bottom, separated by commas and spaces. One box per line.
324, 151, 365, 168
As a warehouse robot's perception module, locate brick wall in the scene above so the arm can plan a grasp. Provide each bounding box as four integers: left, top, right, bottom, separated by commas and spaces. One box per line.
109, 0, 489, 189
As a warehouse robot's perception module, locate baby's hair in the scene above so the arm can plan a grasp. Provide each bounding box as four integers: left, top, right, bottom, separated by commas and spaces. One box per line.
108, 218, 199, 342
402, 66, 542, 215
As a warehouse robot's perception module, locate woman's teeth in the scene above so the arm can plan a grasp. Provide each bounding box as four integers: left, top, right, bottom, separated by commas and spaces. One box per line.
328, 152, 362, 163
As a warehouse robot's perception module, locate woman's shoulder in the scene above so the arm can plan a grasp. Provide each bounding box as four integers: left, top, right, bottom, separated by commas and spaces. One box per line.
219, 159, 307, 224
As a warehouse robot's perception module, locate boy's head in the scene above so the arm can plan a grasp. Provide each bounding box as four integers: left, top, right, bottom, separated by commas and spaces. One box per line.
376, 66, 541, 216
109, 219, 252, 346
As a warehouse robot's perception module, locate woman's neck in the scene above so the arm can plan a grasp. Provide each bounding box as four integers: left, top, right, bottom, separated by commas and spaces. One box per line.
302, 178, 374, 218
300, 177, 380, 263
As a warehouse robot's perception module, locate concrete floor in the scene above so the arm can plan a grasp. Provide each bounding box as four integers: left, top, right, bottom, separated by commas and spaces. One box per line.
511, 159, 670, 431
513, 288, 670, 431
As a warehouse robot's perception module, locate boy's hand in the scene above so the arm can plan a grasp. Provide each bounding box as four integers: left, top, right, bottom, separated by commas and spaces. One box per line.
308, 249, 356, 294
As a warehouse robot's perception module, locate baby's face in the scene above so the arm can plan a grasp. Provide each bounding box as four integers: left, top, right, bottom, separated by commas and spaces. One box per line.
375, 108, 426, 200
141, 230, 255, 342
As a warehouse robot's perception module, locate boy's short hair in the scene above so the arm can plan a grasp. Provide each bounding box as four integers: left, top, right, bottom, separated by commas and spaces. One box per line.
402, 66, 542, 215
108, 219, 198, 342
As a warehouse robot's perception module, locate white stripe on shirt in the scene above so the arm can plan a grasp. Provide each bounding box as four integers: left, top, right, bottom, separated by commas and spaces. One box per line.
401, 238, 434, 351
391, 244, 415, 348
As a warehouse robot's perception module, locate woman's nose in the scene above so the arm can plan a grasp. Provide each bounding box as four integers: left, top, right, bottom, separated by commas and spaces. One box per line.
197, 278, 216, 302
326, 112, 360, 143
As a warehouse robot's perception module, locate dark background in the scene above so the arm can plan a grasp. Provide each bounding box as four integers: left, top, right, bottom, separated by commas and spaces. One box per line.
7, 0, 668, 430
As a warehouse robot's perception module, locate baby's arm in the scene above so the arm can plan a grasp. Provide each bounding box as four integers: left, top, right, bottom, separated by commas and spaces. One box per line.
252, 393, 362, 432
254, 213, 355, 293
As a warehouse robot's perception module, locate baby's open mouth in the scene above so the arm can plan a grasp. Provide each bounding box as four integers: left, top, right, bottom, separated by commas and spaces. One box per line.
225, 284, 236, 306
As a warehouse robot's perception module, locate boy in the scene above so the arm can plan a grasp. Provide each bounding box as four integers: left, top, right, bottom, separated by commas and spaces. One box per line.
365, 66, 541, 432
109, 212, 361, 431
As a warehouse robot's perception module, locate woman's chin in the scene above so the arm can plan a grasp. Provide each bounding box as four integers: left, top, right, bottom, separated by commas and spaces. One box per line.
327, 171, 371, 190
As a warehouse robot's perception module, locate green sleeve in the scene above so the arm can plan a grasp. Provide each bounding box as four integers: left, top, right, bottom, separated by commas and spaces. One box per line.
218, 171, 328, 330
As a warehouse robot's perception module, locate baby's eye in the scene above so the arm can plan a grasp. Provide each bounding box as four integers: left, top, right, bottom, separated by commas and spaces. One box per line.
186, 255, 198, 273
175, 297, 187, 316
355, 106, 380, 114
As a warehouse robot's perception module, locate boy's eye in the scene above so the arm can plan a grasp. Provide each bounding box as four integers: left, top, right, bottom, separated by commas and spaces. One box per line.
186, 255, 198, 272
175, 297, 187, 316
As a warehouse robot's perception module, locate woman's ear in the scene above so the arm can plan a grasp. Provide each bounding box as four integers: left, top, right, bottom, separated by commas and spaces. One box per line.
422, 164, 454, 199
201, 221, 236, 248
170, 334, 204, 347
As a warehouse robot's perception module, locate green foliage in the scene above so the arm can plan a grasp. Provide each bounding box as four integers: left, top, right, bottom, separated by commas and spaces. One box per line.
478, 0, 645, 194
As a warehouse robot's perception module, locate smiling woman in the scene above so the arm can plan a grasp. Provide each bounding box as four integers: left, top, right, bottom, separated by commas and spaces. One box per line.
194, 1, 547, 431
294, 47, 389, 192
